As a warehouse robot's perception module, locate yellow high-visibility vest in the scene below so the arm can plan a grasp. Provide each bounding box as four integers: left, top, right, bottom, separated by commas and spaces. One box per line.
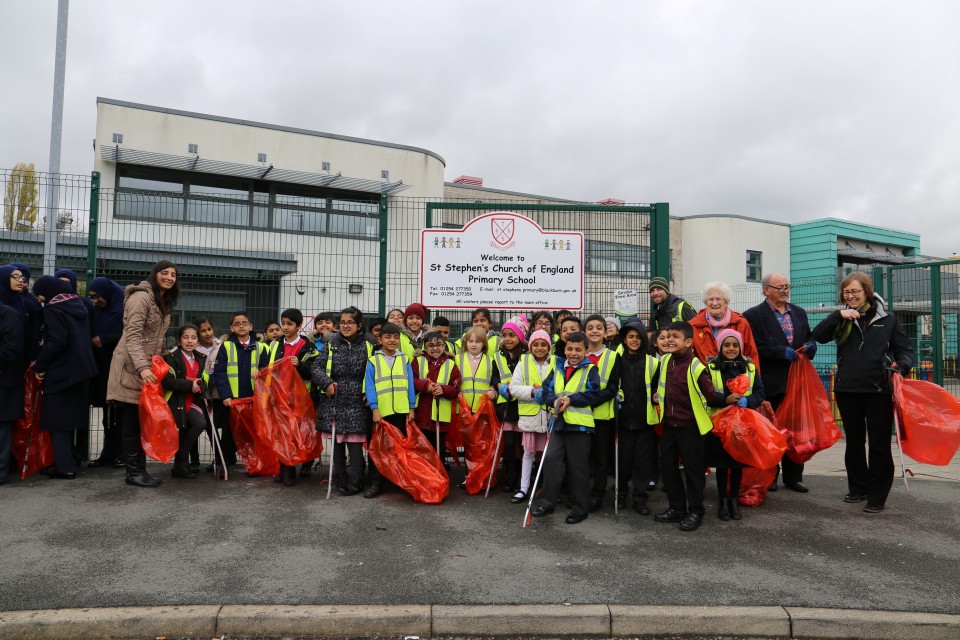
516, 353, 555, 416
656, 354, 712, 435
415, 356, 455, 422
554, 364, 596, 428
370, 352, 411, 417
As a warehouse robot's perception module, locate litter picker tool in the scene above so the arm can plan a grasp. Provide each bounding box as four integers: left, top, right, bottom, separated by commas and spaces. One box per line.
523, 409, 557, 528
890, 379, 911, 494
484, 400, 505, 498
434, 395, 442, 459
206, 397, 228, 481
327, 386, 338, 500
614, 397, 620, 516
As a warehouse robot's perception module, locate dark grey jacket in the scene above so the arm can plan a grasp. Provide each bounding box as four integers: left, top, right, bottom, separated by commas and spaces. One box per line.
312, 333, 373, 435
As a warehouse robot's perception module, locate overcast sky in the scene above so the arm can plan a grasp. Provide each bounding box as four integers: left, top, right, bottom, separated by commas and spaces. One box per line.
2, 1, 958, 256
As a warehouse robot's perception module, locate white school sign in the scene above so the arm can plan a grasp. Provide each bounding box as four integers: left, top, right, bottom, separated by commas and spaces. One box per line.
420, 212, 584, 310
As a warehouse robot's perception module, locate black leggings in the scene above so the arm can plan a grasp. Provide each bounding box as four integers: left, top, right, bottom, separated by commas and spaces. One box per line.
836, 392, 895, 506
715, 466, 743, 499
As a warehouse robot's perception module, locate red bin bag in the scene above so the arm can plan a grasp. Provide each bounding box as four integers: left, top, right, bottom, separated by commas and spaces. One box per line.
230, 396, 280, 476
457, 395, 504, 495
253, 357, 321, 466
12, 366, 55, 479
711, 406, 788, 470
138, 356, 179, 463
892, 373, 960, 466
368, 420, 449, 504
738, 467, 778, 508
776, 355, 841, 463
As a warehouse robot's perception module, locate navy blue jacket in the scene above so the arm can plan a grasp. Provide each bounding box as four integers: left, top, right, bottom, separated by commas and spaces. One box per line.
32, 296, 97, 394
214, 334, 263, 399
542, 357, 602, 432
0, 304, 26, 422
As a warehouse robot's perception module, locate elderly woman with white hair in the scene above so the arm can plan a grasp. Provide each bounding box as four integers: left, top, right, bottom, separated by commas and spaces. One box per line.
689, 282, 761, 369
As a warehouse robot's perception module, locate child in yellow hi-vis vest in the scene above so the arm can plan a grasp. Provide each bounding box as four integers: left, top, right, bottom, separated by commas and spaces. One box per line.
363, 322, 416, 498
412, 331, 461, 462
530, 331, 601, 525
652, 321, 725, 532
706, 328, 766, 522
615, 320, 661, 515
161, 325, 212, 480
508, 329, 555, 504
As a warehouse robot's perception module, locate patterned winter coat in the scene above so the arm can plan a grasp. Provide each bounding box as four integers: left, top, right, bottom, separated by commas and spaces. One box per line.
312, 332, 373, 435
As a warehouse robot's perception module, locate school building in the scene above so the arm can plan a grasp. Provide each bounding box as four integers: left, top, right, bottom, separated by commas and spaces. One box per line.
81, 97, 939, 333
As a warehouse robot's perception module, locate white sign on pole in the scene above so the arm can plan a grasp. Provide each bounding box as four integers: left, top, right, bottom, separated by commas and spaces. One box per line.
420, 211, 584, 310
613, 289, 639, 318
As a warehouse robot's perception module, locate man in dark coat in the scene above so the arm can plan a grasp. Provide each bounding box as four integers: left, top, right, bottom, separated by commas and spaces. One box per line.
743, 272, 818, 493
649, 277, 696, 334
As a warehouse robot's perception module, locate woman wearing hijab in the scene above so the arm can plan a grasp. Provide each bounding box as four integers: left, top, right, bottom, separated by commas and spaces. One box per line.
53, 268, 97, 462
87, 277, 127, 468
0, 300, 25, 485
6, 263, 43, 360
31, 276, 98, 479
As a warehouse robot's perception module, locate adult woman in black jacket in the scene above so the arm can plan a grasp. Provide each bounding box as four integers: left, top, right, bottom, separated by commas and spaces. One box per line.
0, 303, 25, 485
31, 276, 98, 478
812, 272, 914, 513
87, 277, 126, 468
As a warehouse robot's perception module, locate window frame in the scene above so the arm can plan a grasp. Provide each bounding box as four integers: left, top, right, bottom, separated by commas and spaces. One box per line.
113, 164, 379, 241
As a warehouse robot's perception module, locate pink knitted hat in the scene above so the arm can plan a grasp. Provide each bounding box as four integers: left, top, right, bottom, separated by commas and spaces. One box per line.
715, 328, 744, 353
528, 329, 552, 348
502, 315, 530, 343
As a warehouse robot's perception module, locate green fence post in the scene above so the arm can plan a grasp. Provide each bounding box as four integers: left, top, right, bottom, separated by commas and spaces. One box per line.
378, 194, 388, 317
647, 203, 670, 320
931, 264, 943, 385
650, 203, 670, 280
872, 266, 886, 302
86, 171, 101, 288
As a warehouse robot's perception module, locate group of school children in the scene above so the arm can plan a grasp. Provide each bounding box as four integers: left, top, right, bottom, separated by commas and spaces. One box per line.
2, 262, 763, 533
162, 300, 764, 532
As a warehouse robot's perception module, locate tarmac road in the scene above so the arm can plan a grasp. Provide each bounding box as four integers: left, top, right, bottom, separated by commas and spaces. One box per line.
1, 465, 958, 614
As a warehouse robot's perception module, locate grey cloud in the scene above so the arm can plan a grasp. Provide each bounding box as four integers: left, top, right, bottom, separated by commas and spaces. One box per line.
1, 0, 957, 255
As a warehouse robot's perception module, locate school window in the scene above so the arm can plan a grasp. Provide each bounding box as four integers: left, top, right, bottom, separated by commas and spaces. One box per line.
114, 164, 378, 239
586, 240, 650, 277
746, 250, 762, 283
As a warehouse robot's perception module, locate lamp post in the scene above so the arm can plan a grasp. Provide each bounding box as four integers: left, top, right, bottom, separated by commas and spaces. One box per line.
43, 0, 69, 274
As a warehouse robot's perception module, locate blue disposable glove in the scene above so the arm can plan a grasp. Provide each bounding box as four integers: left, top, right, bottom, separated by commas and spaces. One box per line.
803, 341, 817, 358
736, 396, 749, 408
498, 383, 510, 400
784, 347, 798, 362
615, 397, 623, 411
532, 388, 544, 404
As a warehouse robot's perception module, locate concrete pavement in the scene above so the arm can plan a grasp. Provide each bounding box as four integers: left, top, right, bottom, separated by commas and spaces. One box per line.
1, 445, 958, 638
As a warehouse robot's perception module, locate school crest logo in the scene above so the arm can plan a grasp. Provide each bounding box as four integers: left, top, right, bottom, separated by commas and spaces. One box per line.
491, 218, 515, 245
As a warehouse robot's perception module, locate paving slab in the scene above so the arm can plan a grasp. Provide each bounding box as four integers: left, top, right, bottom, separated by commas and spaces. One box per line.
610, 604, 790, 638
0, 605, 219, 640
433, 604, 610, 636
787, 607, 960, 640
216, 603, 431, 638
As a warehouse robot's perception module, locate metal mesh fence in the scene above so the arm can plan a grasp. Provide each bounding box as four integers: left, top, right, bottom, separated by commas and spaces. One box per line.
0, 167, 92, 277
7, 166, 957, 465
